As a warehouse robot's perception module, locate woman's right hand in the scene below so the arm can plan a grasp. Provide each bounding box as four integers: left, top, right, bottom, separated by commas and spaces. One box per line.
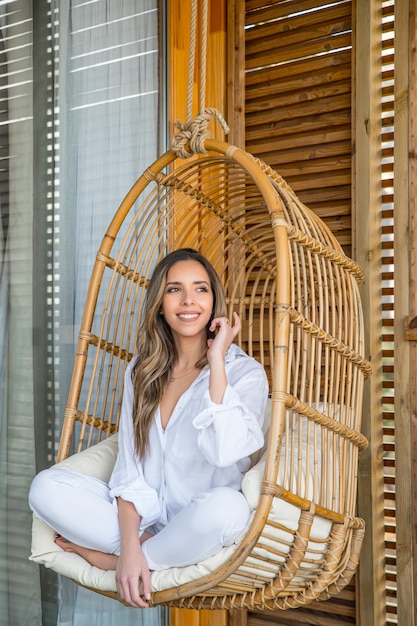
115, 537, 151, 608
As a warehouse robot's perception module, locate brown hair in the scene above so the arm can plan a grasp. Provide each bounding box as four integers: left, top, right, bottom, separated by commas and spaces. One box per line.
132, 248, 227, 457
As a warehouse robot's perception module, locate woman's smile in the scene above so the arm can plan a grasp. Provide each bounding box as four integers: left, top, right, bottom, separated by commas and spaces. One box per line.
177, 312, 200, 321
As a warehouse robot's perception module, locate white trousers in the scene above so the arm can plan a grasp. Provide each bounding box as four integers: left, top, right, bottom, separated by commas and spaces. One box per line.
29, 467, 251, 571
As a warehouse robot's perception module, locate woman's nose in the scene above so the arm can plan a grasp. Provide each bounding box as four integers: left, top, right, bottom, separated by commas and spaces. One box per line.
181, 289, 194, 305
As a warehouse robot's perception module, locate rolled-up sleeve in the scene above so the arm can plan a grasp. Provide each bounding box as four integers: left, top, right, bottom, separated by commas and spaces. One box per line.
192, 364, 268, 468
108, 362, 161, 528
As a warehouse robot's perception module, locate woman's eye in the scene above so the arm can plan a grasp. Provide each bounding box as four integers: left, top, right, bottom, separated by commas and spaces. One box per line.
197, 286, 209, 292
167, 287, 179, 293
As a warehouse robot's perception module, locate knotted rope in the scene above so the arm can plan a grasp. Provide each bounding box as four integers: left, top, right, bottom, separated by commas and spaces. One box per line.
170, 0, 229, 158
171, 108, 230, 158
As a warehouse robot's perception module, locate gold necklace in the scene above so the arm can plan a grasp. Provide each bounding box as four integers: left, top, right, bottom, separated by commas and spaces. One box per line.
170, 366, 197, 382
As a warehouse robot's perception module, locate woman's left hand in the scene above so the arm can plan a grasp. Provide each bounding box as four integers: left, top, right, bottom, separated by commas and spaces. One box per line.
207, 312, 241, 360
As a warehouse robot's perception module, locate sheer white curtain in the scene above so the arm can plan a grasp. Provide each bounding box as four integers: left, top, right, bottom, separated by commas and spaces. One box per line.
55, 1, 164, 623
0, 0, 167, 623
55, 0, 162, 421
0, 3, 41, 624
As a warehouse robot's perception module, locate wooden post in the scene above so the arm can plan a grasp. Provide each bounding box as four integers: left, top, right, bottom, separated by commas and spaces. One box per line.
226, 0, 245, 150
167, 2, 228, 624
170, 608, 228, 626
354, 0, 387, 624
167, 0, 228, 271
408, 3, 417, 622
167, 0, 227, 142
395, 0, 416, 624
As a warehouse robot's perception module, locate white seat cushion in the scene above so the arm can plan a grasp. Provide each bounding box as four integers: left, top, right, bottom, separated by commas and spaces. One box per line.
30, 403, 333, 593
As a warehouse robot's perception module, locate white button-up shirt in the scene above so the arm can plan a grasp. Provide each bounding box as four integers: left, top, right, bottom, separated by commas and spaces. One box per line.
108, 344, 269, 532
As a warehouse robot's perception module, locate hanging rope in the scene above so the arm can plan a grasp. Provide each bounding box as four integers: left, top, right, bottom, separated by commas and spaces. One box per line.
171, 0, 230, 159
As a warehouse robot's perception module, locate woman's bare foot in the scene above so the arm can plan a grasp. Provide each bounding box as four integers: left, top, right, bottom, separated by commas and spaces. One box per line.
54, 533, 118, 571
53, 531, 153, 572
54, 533, 75, 552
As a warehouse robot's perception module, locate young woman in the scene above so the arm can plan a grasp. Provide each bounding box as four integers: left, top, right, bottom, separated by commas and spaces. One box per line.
29, 248, 269, 608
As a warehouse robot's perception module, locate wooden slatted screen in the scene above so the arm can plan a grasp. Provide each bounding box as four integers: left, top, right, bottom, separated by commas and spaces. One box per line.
244, 1, 398, 624
381, 2, 397, 622
245, 0, 353, 257
244, 2, 355, 622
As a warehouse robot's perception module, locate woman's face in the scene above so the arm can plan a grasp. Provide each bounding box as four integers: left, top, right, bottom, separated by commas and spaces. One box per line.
161, 260, 214, 341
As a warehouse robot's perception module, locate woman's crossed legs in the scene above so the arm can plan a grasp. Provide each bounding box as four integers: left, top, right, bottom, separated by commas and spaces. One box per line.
29, 467, 250, 572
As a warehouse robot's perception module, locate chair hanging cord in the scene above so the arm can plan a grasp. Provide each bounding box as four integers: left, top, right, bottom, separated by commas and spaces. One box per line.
198, 0, 207, 116
171, 0, 230, 159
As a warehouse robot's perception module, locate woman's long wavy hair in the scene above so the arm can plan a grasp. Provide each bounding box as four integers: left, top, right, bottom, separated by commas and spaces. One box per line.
131, 248, 227, 458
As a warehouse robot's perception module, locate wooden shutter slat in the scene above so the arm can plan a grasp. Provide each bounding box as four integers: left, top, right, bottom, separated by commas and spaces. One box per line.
246, 32, 352, 70
245, 7, 351, 50
246, 0, 347, 22
248, 134, 351, 155
255, 155, 351, 179
246, 79, 351, 113
245, 51, 351, 86
292, 185, 350, 204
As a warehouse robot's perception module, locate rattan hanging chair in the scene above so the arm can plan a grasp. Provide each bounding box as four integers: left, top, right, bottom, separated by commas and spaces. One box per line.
30, 137, 371, 610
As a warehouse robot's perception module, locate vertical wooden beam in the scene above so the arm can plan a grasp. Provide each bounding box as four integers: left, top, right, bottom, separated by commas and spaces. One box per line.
408, 5, 417, 623
228, 609, 247, 626
167, 2, 229, 624
167, 0, 228, 264
226, 0, 245, 149
167, 0, 190, 136
395, 0, 416, 624
170, 608, 228, 626
353, 0, 387, 624
167, 0, 227, 141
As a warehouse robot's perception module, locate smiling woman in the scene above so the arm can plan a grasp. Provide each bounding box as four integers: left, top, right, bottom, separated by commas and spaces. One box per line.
29, 248, 269, 609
